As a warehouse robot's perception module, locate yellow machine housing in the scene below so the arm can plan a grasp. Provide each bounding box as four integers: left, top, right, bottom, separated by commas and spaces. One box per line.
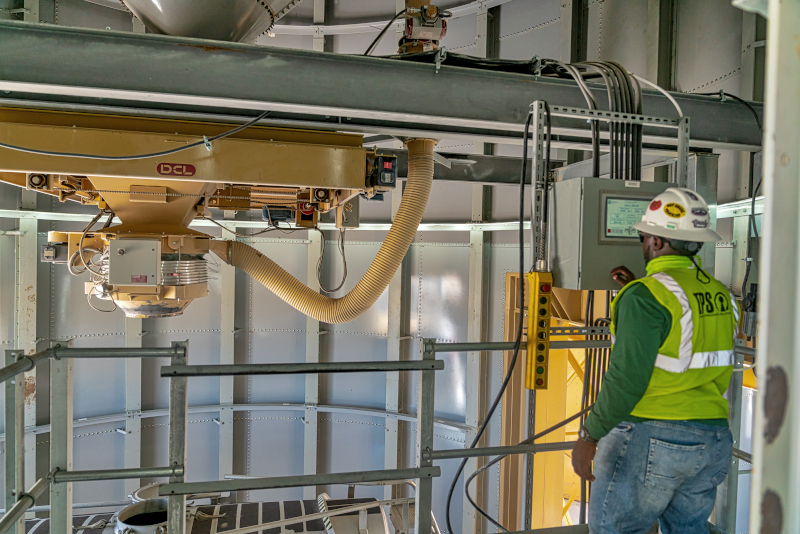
1, 108, 396, 318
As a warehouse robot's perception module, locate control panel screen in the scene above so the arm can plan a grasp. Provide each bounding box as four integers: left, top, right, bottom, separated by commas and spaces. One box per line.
604, 197, 651, 238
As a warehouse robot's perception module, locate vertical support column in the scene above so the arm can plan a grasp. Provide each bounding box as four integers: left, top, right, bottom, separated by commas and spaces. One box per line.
415, 341, 436, 534
385, 183, 409, 501
5, 350, 24, 534
736, 12, 766, 200
132, 15, 146, 33
675, 117, 691, 187
525, 102, 547, 530
15, 191, 38, 495
715, 350, 743, 533
124, 318, 143, 497
528, 101, 547, 272
748, 1, 800, 533
168, 341, 188, 534
559, 0, 588, 165
312, 0, 332, 53
646, 0, 677, 183
219, 218, 236, 496
304, 230, 321, 500
23, 0, 39, 22
462, 183, 491, 534
394, 0, 405, 53
50, 342, 73, 534
645, 0, 676, 88
686, 153, 719, 275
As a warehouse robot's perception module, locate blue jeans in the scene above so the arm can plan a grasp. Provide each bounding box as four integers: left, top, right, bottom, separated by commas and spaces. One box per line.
589, 420, 732, 534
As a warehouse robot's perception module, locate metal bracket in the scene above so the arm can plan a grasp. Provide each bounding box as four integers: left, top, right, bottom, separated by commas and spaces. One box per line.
550, 326, 611, 337
431, 151, 452, 169
435, 46, 447, 74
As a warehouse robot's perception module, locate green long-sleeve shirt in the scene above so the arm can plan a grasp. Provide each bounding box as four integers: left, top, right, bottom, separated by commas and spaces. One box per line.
583, 283, 728, 440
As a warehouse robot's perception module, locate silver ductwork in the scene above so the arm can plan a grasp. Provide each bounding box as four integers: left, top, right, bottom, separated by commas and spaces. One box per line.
121, 0, 278, 43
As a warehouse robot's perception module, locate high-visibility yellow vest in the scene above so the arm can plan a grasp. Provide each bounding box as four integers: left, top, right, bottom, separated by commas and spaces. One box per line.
610, 255, 740, 421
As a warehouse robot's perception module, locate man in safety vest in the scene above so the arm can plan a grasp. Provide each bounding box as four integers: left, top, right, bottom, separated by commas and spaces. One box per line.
571, 188, 739, 534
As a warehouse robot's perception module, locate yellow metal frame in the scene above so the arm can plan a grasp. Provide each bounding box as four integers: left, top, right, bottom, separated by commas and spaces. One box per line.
0, 108, 367, 189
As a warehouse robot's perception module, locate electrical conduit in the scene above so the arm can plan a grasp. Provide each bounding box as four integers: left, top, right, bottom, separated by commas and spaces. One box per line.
209, 138, 436, 324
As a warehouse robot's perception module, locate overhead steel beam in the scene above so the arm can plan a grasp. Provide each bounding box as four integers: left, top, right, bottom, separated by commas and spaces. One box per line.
0, 22, 762, 150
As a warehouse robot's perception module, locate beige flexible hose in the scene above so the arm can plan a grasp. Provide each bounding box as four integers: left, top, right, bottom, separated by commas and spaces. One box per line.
210, 138, 435, 324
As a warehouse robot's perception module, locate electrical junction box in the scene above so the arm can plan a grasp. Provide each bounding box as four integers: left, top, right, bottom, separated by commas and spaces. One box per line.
550, 177, 674, 290
109, 239, 161, 287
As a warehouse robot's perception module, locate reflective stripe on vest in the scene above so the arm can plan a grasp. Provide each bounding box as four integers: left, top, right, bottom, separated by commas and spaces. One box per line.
650, 272, 740, 374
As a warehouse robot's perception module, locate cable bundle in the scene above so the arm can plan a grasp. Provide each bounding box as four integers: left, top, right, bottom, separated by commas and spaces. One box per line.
547, 60, 644, 180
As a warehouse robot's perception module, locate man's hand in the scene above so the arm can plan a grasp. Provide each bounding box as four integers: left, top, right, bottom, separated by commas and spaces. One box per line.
572, 439, 597, 481
611, 266, 635, 287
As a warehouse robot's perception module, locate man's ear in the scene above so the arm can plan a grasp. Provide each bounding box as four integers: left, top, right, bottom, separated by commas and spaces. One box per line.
652, 236, 666, 251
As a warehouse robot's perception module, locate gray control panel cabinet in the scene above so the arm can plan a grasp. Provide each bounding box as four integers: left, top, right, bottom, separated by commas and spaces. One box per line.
109, 239, 162, 287
550, 177, 673, 290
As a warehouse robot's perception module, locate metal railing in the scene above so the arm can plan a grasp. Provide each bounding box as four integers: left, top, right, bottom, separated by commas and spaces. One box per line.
2, 343, 190, 534
1, 335, 753, 534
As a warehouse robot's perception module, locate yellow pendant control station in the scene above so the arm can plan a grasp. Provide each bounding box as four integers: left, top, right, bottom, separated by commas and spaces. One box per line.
526, 271, 553, 390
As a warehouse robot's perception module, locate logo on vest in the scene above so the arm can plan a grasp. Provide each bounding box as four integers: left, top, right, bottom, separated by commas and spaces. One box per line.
664, 203, 686, 218
693, 291, 730, 316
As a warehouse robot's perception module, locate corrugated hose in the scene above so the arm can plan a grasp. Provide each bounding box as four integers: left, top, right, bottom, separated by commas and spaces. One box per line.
209, 138, 435, 324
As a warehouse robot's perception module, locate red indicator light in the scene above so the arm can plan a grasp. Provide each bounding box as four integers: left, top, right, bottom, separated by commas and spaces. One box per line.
541, 283, 551, 293
536, 378, 544, 386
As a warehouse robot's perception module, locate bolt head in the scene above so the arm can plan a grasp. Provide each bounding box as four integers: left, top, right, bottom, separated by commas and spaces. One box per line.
117, 249, 125, 255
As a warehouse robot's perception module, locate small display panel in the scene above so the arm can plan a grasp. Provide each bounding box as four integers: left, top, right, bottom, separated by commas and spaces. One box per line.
604, 197, 651, 238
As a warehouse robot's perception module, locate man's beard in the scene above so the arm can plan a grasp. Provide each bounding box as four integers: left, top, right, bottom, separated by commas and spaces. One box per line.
643, 247, 652, 264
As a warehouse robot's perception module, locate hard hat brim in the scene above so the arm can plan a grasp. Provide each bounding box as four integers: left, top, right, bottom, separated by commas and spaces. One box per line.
634, 221, 722, 243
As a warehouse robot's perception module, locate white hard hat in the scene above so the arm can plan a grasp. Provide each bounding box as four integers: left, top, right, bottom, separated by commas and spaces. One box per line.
634, 187, 722, 243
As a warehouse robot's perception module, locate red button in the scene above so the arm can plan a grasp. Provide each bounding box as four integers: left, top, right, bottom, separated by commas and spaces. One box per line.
541, 283, 551, 293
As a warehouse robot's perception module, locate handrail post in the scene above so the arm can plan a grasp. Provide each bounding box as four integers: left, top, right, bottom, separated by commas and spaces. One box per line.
4, 350, 24, 534
415, 340, 436, 534
0, 477, 49, 534
50, 341, 73, 534
167, 341, 188, 534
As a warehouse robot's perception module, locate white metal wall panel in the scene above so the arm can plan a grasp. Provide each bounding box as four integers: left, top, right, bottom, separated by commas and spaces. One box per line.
318, 415, 386, 499
735, 387, 755, 532
402, 427, 467, 534
57, 0, 134, 31
144, 270, 223, 408
138, 414, 220, 487
675, 0, 742, 94
238, 414, 305, 503
241, 241, 308, 405
406, 243, 470, 421
72, 421, 126, 507
497, 0, 561, 61
441, 12, 478, 54
321, 335, 389, 409
421, 182, 476, 223
51, 260, 127, 419
587, 0, 647, 77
